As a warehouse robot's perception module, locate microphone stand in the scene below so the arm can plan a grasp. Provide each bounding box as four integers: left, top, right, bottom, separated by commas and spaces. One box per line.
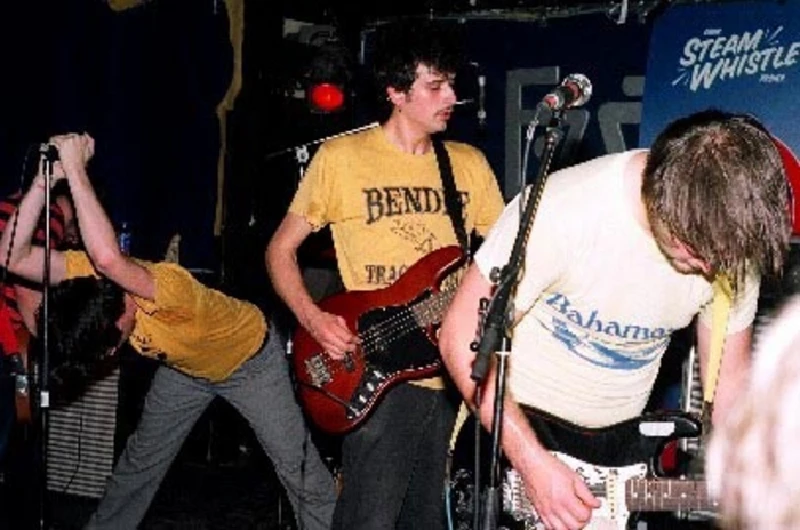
34, 157, 55, 530
470, 107, 565, 530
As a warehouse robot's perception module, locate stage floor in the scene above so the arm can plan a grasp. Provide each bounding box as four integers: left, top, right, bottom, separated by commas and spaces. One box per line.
0, 404, 716, 530
1, 440, 297, 530
2, 455, 716, 530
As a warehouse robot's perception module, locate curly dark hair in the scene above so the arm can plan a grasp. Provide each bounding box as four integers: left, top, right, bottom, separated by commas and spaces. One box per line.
372, 19, 464, 116
643, 109, 791, 285
38, 276, 126, 401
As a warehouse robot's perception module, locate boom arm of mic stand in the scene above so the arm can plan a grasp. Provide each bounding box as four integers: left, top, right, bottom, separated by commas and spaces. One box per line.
472, 113, 564, 530
264, 122, 380, 162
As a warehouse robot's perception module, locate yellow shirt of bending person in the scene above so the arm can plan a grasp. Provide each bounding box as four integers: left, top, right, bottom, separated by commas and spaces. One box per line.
64, 251, 267, 382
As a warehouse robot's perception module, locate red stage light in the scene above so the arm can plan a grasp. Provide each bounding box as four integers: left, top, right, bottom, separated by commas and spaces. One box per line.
774, 136, 800, 237
309, 82, 345, 113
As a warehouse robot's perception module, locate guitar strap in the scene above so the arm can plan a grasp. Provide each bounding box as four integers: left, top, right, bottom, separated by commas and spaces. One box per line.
702, 274, 733, 426
433, 138, 476, 468
432, 137, 469, 253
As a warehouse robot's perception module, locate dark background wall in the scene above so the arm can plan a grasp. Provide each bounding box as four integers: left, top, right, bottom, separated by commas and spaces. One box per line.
0, 0, 661, 313
1, 0, 377, 311
1, 0, 234, 271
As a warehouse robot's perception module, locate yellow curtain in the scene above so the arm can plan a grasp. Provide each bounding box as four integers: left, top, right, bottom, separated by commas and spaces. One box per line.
216, 0, 244, 236
107, 0, 146, 10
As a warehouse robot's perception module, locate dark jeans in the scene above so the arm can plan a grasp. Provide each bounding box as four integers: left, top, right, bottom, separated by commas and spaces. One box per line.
332, 382, 460, 530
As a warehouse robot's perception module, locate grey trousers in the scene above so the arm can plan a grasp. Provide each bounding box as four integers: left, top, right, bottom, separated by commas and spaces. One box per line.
85, 330, 336, 530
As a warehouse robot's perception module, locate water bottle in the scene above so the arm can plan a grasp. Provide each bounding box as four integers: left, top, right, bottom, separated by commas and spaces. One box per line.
118, 222, 131, 256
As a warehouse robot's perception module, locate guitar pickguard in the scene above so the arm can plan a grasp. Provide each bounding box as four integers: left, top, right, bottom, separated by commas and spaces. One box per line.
502, 453, 648, 530
447, 409, 707, 530
335, 294, 442, 421
356, 291, 441, 374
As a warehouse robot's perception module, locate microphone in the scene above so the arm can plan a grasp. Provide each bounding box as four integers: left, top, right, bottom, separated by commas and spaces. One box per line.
477, 74, 487, 128
40, 144, 59, 162
541, 73, 593, 111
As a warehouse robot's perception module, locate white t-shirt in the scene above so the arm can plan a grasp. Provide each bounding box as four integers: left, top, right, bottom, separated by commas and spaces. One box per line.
475, 150, 759, 427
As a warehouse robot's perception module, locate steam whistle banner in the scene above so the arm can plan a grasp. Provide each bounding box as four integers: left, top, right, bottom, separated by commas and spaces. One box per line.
640, 1, 800, 151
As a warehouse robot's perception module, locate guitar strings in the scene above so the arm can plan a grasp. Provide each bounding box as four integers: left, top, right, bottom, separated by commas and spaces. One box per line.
354, 289, 453, 356
319, 289, 454, 377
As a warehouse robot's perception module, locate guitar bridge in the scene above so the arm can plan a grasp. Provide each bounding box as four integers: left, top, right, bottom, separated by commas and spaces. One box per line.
15, 374, 28, 396
8, 355, 28, 396
345, 368, 386, 420
304, 354, 332, 387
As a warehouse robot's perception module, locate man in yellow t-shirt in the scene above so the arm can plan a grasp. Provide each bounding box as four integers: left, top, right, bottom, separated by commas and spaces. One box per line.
0, 134, 335, 530
266, 21, 504, 530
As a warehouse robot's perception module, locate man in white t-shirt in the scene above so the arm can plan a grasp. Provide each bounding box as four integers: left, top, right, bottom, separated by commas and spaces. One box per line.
439, 110, 791, 530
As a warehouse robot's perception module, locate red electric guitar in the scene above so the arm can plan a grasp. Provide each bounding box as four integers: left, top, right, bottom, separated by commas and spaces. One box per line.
0, 301, 32, 424
12, 328, 32, 424
292, 245, 464, 434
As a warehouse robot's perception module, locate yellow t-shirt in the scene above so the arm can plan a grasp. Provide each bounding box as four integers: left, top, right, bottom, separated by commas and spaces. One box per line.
64, 251, 267, 382
290, 127, 505, 388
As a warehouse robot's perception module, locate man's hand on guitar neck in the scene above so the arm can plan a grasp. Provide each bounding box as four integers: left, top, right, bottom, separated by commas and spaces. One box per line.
302, 308, 359, 361
519, 450, 600, 530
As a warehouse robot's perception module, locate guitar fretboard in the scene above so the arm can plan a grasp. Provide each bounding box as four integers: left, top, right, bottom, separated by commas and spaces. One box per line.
626, 478, 718, 512
410, 288, 457, 328
504, 469, 719, 523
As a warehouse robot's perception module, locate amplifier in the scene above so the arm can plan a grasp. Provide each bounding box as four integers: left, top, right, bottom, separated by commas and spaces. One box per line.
46, 368, 120, 499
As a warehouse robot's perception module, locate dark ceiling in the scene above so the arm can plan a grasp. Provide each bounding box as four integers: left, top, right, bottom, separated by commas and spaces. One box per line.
278, 0, 660, 24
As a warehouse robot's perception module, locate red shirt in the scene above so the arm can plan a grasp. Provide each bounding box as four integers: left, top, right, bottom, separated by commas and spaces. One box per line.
0, 192, 65, 355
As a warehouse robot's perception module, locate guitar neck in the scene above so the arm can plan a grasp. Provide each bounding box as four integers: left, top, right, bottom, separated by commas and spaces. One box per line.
626, 478, 719, 512
411, 288, 456, 328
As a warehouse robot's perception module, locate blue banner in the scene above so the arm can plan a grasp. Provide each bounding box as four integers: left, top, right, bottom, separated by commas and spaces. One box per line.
641, 2, 800, 145
640, 1, 800, 234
